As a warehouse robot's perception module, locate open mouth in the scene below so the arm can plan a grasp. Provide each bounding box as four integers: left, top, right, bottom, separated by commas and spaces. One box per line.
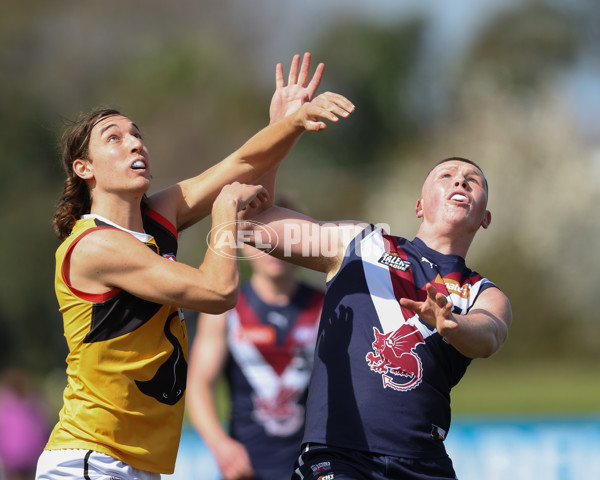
131, 160, 147, 170
450, 193, 467, 202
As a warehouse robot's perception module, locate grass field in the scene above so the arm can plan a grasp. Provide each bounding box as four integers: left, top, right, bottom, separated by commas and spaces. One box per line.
451, 357, 600, 415
201, 357, 600, 425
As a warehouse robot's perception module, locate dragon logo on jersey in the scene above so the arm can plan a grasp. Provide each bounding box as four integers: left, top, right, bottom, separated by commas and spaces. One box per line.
365, 323, 425, 391
252, 386, 304, 436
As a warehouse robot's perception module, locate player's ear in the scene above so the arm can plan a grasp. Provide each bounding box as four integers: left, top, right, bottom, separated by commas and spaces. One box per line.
480, 210, 491, 229
72, 158, 93, 180
415, 199, 424, 219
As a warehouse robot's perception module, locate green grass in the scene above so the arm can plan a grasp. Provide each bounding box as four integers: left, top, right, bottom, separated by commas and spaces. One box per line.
182, 357, 600, 428
451, 357, 600, 415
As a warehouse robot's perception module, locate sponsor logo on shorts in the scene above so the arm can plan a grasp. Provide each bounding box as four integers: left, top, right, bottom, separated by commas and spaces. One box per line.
311, 461, 331, 474
431, 424, 447, 441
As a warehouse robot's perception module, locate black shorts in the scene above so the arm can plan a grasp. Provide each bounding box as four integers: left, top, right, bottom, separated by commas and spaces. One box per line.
291, 443, 458, 480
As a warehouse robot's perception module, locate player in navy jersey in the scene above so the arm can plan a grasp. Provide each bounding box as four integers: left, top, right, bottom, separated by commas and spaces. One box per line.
246, 157, 512, 480
187, 197, 324, 480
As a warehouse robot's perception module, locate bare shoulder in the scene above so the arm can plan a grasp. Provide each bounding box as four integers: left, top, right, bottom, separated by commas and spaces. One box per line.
69, 228, 157, 292
72, 227, 147, 260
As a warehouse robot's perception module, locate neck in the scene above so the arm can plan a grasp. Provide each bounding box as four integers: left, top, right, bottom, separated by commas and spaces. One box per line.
250, 273, 298, 306
415, 223, 475, 258
90, 194, 145, 233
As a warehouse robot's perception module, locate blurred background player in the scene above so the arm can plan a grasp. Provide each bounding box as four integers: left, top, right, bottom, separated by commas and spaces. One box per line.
187, 197, 324, 480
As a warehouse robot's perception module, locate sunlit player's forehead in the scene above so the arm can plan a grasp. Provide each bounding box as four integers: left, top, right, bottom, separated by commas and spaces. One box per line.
427, 160, 488, 193
95, 115, 136, 133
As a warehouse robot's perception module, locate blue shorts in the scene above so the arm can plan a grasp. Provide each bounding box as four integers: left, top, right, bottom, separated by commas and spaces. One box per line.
292, 444, 458, 480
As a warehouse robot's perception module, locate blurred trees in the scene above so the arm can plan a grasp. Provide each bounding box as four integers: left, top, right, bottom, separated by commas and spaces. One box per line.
358, 1, 600, 362
0, 0, 598, 377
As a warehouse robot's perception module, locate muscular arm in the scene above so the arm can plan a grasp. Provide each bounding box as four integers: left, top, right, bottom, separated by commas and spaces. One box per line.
68, 184, 266, 313
400, 284, 512, 359
187, 314, 255, 480
249, 206, 367, 281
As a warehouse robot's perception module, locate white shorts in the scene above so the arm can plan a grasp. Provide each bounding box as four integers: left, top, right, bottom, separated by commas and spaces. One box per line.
35, 449, 161, 480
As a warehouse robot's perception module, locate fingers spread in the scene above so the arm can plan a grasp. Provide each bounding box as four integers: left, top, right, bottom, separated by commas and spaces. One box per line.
306, 62, 325, 98
287, 53, 301, 85
274, 62, 284, 89
297, 52, 311, 86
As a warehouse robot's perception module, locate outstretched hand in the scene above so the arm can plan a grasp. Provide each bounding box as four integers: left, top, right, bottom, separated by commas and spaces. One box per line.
400, 283, 458, 337
296, 91, 355, 132
269, 52, 325, 124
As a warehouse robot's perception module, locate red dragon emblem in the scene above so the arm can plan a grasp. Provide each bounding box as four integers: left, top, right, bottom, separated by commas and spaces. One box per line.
365, 323, 425, 391
252, 386, 304, 436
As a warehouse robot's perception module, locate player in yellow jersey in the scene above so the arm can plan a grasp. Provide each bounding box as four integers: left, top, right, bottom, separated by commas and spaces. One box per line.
35, 53, 355, 480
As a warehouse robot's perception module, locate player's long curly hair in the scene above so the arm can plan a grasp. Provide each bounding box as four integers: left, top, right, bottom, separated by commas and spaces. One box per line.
53, 108, 148, 241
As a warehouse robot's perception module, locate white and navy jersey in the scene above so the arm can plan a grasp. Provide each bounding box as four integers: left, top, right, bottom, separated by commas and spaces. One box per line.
226, 282, 324, 479
302, 226, 498, 460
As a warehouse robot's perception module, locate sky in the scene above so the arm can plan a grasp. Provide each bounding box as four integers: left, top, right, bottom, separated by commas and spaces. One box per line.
230, 0, 600, 141
231, 0, 520, 75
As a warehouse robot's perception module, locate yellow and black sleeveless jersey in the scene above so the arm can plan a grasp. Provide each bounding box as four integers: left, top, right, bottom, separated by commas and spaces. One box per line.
45, 210, 187, 474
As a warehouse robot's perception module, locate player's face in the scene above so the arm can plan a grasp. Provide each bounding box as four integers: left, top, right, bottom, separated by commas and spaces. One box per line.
77, 115, 151, 196
417, 160, 490, 233
245, 245, 295, 280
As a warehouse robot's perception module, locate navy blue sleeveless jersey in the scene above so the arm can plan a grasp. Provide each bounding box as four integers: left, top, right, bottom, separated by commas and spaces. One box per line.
302, 226, 498, 460
225, 282, 324, 479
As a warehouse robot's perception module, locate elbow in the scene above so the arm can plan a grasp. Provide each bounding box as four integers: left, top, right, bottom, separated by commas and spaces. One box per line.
203, 285, 238, 314
476, 345, 497, 359
475, 330, 508, 359
220, 287, 239, 312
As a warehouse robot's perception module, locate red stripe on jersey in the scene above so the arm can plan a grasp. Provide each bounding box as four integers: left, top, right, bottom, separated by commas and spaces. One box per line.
62, 227, 121, 302
383, 234, 423, 320
146, 208, 178, 239
234, 290, 322, 377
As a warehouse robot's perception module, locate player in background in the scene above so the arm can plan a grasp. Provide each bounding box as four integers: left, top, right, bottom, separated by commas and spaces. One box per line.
36, 53, 354, 480
245, 157, 512, 480
187, 196, 324, 480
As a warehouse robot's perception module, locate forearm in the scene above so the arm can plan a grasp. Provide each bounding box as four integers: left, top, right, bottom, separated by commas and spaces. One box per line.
197, 199, 241, 312
168, 114, 304, 230
228, 113, 305, 186
187, 380, 231, 451
443, 310, 509, 359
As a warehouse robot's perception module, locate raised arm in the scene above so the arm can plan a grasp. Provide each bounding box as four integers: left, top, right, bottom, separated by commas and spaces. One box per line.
148, 53, 354, 232
400, 283, 512, 359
